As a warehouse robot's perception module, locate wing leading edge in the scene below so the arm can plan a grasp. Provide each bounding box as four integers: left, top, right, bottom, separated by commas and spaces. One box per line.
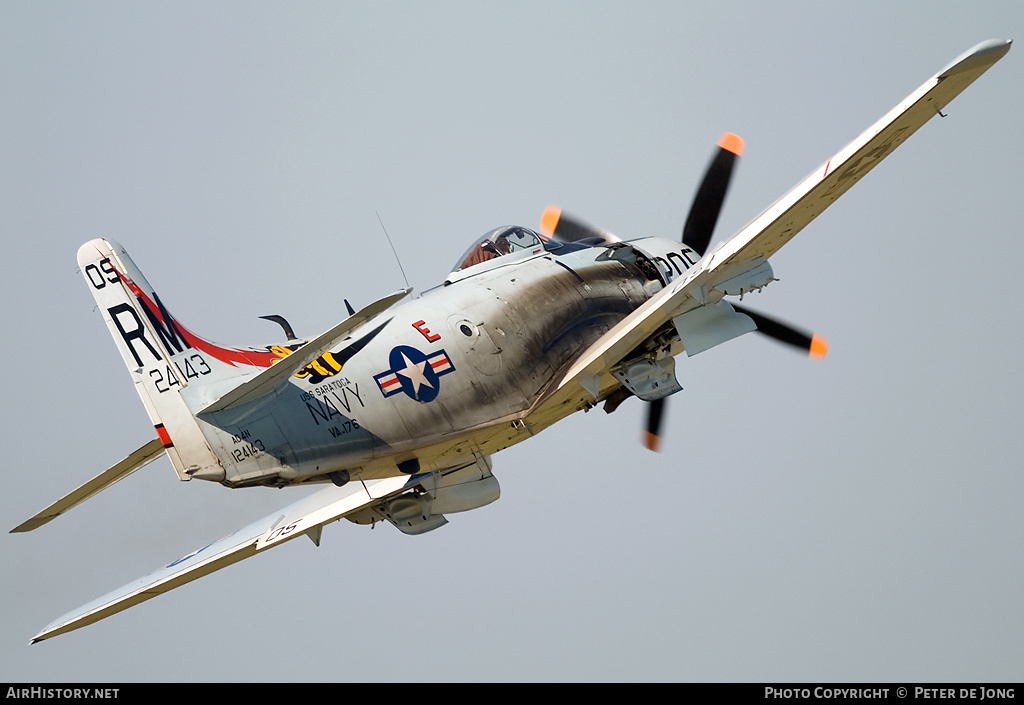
31, 474, 422, 643
553, 39, 1011, 398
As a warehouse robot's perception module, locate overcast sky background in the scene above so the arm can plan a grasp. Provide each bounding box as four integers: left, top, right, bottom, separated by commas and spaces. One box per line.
2, 1, 1022, 682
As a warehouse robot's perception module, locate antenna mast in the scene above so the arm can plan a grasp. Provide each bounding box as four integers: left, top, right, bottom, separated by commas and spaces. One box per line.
376, 211, 411, 291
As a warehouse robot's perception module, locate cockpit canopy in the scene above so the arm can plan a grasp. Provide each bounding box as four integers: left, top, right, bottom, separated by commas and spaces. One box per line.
450, 226, 550, 275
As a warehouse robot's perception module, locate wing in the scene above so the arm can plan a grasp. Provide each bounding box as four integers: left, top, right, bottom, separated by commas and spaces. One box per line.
197, 288, 410, 414
703, 39, 1012, 273
554, 39, 1011, 398
12, 439, 165, 533
31, 473, 423, 643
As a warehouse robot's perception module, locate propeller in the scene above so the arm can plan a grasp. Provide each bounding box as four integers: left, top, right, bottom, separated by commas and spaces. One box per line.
539, 206, 620, 245
539, 132, 743, 252
732, 303, 828, 359
541, 132, 823, 452
682, 132, 744, 256
640, 133, 744, 452
643, 398, 666, 452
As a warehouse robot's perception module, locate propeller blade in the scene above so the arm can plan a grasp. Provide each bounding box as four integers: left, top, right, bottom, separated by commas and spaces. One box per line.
732, 304, 828, 359
540, 206, 620, 244
682, 132, 744, 256
643, 398, 666, 452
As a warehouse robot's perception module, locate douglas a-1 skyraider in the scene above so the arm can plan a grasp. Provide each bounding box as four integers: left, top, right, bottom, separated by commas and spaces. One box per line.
15, 40, 1010, 642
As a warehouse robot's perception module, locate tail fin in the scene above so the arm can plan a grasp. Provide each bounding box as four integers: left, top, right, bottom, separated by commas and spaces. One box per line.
77, 239, 290, 481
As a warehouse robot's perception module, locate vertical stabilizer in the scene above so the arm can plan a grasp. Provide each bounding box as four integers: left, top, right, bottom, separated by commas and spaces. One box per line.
77, 239, 287, 481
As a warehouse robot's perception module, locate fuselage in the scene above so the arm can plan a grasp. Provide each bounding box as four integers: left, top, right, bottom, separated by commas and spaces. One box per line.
192, 234, 699, 488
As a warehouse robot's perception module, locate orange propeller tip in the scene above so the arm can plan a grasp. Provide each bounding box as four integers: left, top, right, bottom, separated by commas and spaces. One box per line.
642, 431, 662, 452
540, 206, 561, 236
718, 132, 744, 156
809, 335, 828, 359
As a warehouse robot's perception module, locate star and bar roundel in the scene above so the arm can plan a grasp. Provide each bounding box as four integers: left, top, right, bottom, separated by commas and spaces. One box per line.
374, 345, 455, 403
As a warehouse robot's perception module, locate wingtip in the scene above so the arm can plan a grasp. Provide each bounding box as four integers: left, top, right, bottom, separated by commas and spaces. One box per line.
11, 516, 49, 533
939, 39, 1013, 78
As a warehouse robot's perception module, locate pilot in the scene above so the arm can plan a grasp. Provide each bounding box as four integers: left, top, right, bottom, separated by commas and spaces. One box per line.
458, 236, 512, 269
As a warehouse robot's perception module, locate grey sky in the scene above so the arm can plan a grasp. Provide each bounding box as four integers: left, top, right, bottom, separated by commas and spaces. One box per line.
2, 1, 1022, 681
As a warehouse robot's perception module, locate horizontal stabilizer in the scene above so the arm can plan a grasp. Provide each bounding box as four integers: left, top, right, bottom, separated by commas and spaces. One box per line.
11, 439, 165, 533
198, 288, 410, 414
31, 473, 423, 642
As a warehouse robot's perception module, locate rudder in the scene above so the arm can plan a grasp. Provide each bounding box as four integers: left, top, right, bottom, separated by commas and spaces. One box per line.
77, 238, 287, 482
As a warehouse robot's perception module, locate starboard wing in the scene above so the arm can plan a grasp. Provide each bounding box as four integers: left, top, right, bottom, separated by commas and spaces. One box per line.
31, 473, 424, 643
701, 38, 1012, 279
554, 39, 1011, 398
